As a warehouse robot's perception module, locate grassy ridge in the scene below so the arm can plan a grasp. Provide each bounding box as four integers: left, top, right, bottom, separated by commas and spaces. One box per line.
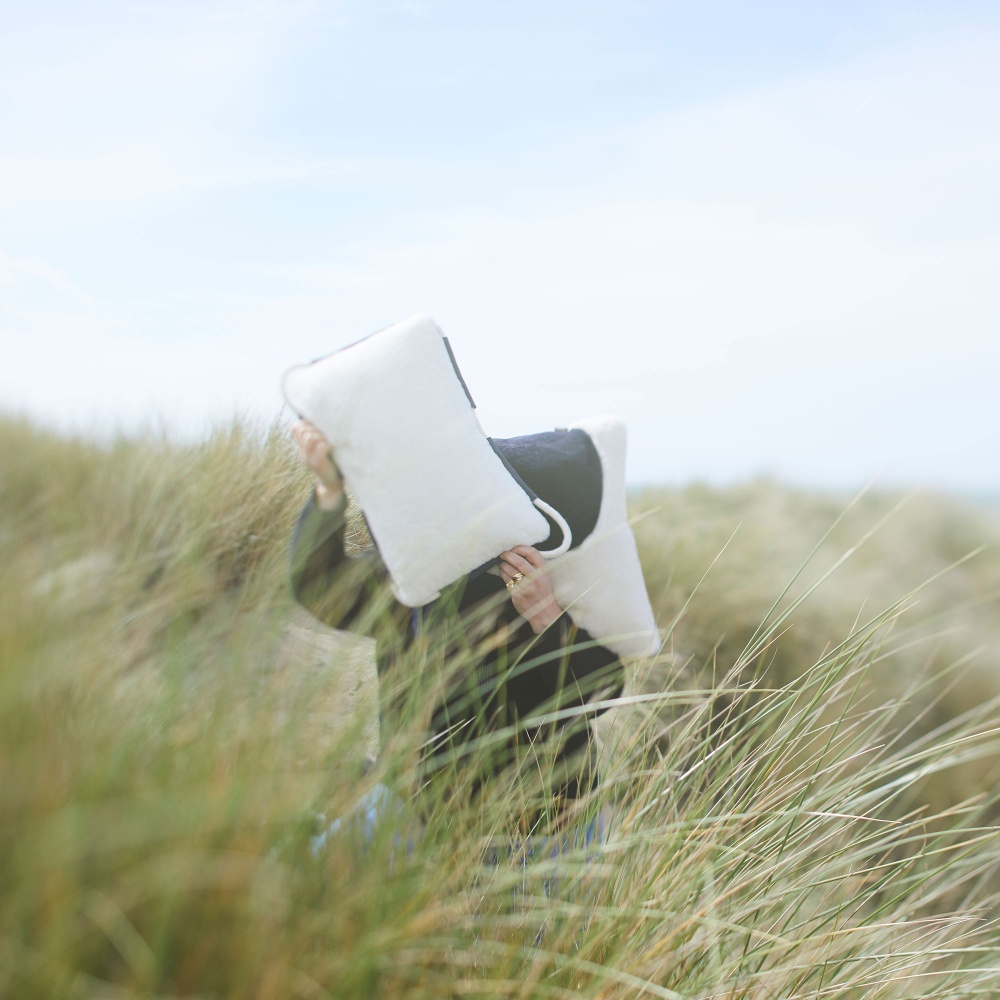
631, 481, 1000, 814
2, 416, 999, 998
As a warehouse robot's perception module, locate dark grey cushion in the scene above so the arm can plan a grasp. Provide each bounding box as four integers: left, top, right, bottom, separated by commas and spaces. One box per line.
494, 429, 603, 552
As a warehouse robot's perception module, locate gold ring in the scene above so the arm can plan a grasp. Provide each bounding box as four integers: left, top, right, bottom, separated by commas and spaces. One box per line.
506, 579, 515, 591
512, 571, 524, 584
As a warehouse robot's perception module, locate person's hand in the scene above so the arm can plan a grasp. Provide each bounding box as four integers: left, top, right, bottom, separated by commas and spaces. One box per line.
291, 420, 344, 510
498, 545, 562, 633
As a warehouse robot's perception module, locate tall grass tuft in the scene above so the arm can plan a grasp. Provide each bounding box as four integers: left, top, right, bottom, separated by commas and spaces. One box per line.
2, 415, 998, 997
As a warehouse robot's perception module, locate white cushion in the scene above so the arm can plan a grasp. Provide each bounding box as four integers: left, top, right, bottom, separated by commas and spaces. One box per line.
546, 417, 660, 659
282, 314, 552, 606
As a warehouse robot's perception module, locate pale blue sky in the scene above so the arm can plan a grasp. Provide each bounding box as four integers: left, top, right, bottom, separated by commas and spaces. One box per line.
2, 1, 998, 489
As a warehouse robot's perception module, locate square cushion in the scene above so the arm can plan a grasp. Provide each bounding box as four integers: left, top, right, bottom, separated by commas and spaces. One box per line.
282, 314, 553, 606
545, 417, 660, 659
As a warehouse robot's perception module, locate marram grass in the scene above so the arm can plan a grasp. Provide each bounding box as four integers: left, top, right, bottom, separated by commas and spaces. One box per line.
1, 415, 999, 998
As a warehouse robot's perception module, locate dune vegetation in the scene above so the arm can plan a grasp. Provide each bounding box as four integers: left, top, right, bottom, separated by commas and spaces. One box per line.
2, 414, 999, 998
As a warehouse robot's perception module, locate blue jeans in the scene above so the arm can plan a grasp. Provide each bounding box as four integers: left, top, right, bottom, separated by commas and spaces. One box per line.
310, 784, 605, 874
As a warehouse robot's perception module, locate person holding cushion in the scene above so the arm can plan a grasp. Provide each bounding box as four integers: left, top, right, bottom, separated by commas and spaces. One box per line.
289, 419, 623, 831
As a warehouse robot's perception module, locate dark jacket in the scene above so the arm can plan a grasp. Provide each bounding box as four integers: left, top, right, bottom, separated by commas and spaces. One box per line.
289, 492, 623, 804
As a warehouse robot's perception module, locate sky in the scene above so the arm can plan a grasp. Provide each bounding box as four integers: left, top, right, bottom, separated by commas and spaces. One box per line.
2, 0, 998, 490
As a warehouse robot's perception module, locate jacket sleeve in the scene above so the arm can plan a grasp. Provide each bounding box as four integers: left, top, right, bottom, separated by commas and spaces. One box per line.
288, 491, 390, 632
510, 616, 624, 723
506, 617, 624, 800
553, 619, 624, 713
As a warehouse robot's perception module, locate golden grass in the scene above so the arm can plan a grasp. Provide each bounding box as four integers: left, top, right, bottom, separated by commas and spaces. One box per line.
2, 415, 998, 998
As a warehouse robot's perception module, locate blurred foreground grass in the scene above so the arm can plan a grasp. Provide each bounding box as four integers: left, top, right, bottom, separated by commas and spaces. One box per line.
1, 415, 999, 998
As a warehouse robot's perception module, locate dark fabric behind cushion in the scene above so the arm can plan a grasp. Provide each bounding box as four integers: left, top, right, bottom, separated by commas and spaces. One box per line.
494, 429, 603, 551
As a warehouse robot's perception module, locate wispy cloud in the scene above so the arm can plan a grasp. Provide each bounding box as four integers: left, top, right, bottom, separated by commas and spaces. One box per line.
0, 0, 322, 210
2, 5, 998, 487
